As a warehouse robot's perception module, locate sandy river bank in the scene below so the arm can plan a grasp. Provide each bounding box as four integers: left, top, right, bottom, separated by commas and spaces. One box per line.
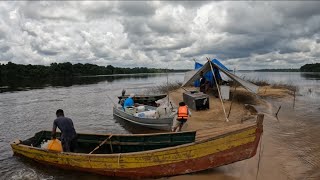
166, 86, 318, 180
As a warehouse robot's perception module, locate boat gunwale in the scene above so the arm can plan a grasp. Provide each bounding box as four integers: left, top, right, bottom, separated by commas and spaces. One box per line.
29, 129, 196, 137
117, 94, 167, 99
11, 117, 261, 158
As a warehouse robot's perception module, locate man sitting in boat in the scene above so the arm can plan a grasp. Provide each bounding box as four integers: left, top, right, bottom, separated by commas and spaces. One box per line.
52, 109, 77, 152
123, 94, 136, 113
172, 102, 191, 132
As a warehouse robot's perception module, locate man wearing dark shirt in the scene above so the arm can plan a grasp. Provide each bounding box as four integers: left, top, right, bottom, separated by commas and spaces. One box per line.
52, 109, 77, 152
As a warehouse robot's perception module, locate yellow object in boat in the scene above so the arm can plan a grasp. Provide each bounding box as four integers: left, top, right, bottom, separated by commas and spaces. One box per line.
47, 139, 62, 152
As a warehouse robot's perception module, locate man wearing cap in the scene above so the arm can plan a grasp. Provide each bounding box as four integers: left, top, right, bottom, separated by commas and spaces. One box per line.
155, 100, 169, 119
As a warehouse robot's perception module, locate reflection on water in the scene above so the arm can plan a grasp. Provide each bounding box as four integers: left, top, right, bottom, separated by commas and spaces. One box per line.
239, 71, 320, 179
0, 73, 171, 93
0, 72, 319, 180
300, 72, 320, 79
0, 73, 185, 180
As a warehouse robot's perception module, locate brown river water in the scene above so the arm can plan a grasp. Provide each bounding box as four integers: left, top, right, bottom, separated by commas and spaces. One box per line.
0, 72, 319, 180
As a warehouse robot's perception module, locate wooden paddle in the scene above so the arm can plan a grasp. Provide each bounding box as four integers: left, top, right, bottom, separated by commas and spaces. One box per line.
89, 135, 113, 154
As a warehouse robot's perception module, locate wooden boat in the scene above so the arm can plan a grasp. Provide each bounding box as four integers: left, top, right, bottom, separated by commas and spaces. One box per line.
11, 114, 263, 178
113, 105, 175, 131
117, 94, 167, 105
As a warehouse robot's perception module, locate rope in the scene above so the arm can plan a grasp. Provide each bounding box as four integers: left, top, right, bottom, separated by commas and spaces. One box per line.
256, 132, 264, 180
118, 153, 121, 167
106, 95, 116, 107
227, 85, 237, 118
34, 131, 45, 147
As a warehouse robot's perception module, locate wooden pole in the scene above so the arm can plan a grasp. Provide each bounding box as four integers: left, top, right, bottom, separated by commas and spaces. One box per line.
293, 89, 296, 108
109, 140, 113, 153
275, 105, 281, 118
167, 66, 170, 106
181, 86, 188, 92
207, 57, 229, 122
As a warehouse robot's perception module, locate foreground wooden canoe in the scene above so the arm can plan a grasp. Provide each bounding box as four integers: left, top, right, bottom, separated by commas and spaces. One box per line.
11, 114, 263, 178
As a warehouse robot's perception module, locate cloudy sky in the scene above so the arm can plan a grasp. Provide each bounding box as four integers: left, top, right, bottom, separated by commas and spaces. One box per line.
0, 1, 320, 69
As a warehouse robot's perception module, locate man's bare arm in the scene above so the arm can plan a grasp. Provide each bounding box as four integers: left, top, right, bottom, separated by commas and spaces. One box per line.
52, 122, 57, 139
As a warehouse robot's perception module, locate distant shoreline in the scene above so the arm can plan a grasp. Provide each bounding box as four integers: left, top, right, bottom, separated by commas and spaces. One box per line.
79, 72, 186, 77
237, 69, 300, 72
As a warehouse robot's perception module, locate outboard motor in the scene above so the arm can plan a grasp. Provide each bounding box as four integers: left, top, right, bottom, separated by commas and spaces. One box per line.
118, 89, 126, 104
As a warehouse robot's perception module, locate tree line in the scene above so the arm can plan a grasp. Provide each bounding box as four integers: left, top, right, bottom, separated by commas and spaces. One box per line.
254, 63, 320, 72
300, 63, 320, 72
255, 69, 299, 72
0, 62, 185, 82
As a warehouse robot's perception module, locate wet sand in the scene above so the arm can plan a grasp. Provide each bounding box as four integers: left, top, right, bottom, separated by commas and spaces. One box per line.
165, 86, 317, 180
168, 88, 256, 131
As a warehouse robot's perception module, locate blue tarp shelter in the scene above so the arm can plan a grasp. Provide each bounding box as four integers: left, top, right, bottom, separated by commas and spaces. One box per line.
193, 59, 229, 87
182, 59, 259, 94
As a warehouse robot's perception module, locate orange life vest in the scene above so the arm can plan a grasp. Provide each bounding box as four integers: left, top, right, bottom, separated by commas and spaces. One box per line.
177, 106, 188, 119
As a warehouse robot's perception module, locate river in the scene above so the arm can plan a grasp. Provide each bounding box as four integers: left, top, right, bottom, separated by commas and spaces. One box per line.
0, 72, 319, 180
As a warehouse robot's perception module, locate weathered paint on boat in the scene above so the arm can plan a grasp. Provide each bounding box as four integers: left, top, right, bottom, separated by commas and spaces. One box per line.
113, 106, 174, 131
11, 114, 263, 178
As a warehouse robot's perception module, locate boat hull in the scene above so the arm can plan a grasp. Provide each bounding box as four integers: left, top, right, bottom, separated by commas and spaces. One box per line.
113, 106, 174, 131
11, 114, 263, 178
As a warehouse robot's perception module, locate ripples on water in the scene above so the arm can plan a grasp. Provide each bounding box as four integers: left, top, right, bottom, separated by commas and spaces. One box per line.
0, 72, 319, 179
0, 73, 185, 180
242, 72, 320, 179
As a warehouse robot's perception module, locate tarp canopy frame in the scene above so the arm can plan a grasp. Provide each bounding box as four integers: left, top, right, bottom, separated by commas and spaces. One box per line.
182, 59, 259, 94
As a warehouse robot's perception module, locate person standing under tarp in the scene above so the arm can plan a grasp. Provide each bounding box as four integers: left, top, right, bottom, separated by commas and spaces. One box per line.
199, 71, 206, 93
213, 67, 223, 85
52, 109, 77, 152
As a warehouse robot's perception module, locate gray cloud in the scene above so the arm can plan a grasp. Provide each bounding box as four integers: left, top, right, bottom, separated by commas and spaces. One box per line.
0, 45, 10, 53
117, 1, 156, 17
0, 1, 319, 69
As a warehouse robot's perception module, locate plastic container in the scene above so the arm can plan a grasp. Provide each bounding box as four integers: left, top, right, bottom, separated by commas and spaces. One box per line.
47, 139, 63, 152
136, 106, 145, 112
220, 85, 230, 100
125, 107, 136, 115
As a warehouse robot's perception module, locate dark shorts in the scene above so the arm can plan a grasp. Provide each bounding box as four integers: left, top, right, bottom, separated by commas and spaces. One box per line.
61, 137, 77, 152
177, 119, 187, 124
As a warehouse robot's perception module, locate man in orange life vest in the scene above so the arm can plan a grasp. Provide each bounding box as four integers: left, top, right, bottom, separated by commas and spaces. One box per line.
172, 102, 191, 132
